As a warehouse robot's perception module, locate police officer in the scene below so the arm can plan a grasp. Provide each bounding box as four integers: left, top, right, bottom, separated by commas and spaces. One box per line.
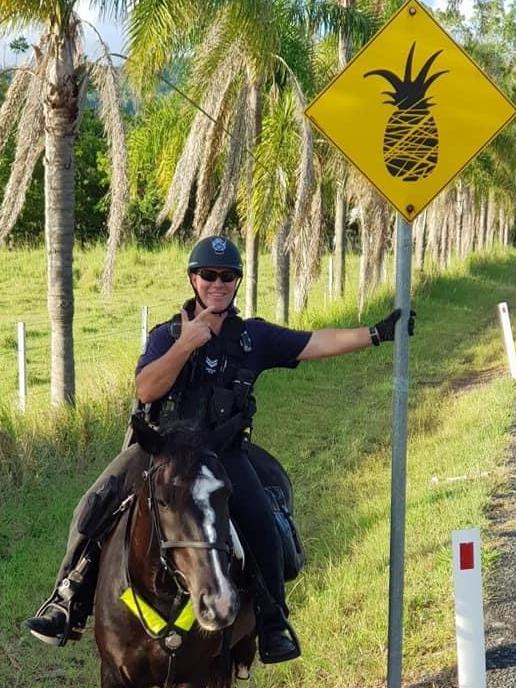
26, 235, 414, 664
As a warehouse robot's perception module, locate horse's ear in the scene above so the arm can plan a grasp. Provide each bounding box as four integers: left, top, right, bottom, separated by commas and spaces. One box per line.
131, 414, 165, 455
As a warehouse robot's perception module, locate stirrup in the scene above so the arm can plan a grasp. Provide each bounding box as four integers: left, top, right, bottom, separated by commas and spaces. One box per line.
282, 617, 301, 655
30, 597, 74, 647
257, 606, 301, 660
258, 625, 301, 664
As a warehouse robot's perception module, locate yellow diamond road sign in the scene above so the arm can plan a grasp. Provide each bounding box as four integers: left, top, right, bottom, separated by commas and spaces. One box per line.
305, 0, 516, 222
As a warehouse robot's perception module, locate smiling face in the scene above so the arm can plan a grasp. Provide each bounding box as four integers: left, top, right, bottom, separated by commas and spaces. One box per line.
190, 268, 239, 313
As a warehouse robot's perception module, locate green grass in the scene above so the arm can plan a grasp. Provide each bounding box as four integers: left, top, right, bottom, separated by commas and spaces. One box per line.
0, 245, 515, 687
0, 242, 359, 407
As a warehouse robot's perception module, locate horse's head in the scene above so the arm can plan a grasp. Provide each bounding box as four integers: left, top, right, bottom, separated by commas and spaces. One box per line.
132, 417, 240, 632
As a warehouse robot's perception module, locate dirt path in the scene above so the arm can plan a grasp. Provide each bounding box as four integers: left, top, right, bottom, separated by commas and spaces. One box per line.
484, 420, 516, 687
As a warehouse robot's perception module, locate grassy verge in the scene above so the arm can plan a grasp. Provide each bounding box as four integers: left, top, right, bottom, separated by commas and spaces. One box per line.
0, 247, 515, 687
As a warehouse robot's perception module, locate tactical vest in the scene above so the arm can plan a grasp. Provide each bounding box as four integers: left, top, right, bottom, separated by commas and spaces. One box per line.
143, 301, 256, 442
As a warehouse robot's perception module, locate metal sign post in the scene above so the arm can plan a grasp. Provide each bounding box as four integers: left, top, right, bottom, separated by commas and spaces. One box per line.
387, 215, 412, 688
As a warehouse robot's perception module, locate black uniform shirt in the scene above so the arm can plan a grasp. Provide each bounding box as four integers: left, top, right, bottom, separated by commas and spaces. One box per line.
136, 317, 312, 379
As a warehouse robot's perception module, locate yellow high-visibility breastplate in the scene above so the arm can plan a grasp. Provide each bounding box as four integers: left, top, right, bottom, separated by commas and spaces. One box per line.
120, 587, 196, 634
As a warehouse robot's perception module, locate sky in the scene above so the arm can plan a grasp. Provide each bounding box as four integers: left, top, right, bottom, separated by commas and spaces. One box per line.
0, 0, 478, 68
0, 1, 125, 67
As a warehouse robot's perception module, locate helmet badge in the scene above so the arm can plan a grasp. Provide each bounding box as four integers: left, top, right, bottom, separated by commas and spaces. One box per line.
211, 237, 227, 254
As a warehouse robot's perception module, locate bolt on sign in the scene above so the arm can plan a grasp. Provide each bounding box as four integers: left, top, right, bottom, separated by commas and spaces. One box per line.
305, 0, 516, 222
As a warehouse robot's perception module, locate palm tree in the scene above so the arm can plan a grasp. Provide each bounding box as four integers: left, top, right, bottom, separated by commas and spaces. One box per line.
127, 0, 379, 318
134, 0, 298, 317
409, 0, 515, 273
308, 0, 382, 300
0, 1, 129, 405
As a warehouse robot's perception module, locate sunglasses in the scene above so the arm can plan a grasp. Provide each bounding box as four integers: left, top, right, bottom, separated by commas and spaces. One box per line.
196, 268, 239, 283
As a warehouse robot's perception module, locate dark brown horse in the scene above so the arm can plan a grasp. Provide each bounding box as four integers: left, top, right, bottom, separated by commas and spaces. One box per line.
95, 421, 263, 688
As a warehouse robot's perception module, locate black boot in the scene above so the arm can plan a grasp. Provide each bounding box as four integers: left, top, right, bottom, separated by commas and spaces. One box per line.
26, 550, 96, 647
259, 628, 300, 664
26, 602, 66, 646
26, 599, 89, 646
257, 605, 301, 664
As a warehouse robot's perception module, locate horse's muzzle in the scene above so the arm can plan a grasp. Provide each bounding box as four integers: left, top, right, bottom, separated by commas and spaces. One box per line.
195, 587, 239, 631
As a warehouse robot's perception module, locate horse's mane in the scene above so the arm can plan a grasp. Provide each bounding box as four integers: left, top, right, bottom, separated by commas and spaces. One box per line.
157, 422, 222, 484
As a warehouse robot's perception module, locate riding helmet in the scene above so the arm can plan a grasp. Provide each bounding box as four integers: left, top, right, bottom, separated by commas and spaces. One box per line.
187, 236, 243, 276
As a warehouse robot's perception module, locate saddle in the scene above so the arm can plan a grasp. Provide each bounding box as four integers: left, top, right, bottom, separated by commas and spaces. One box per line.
263, 486, 304, 582
76, 457, 305, 584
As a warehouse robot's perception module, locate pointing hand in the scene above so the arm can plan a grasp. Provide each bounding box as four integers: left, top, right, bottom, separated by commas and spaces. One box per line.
178, 307, 214, 352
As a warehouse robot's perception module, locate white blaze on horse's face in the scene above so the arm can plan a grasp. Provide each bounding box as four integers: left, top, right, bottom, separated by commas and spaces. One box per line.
191, 465, 238, 629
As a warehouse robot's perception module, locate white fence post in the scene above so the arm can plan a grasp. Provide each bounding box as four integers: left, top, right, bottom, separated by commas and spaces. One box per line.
17, 321, 27, 412
497, 302, 516, 380
141, 306, 149, 352
452, 528, 486, 688
328, 255, 334, 301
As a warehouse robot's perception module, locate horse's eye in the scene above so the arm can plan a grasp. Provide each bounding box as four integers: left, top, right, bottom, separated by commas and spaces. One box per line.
157, 498, 169, 509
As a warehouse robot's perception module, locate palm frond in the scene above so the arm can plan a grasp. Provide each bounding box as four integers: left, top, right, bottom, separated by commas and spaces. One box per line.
94, 0, 131, 21
160, 42, 243, 234
89, 41, 129, 293
244, 90, 297, 244
158, 106, 210, 233
1, 1, 79, 32
200, 79, 248, 237
275, 55, 315, 248
188, 8, 242, 100
126, 0, 218, 89
127, 93, 190, 198
0, 66, 32, 155
305, 0, 380, 53
347, 165, 393, 315
0, 64, 45, 242
188, 0, 280, 101
312, 34, 339, 89
0, 4, 45, 32
193, 93, 233, 233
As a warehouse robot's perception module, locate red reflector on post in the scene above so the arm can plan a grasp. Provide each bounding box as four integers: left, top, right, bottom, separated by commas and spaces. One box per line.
460, 542, 474, 570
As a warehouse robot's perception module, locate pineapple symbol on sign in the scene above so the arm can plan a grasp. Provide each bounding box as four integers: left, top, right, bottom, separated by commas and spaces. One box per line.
364, 42, 449, 182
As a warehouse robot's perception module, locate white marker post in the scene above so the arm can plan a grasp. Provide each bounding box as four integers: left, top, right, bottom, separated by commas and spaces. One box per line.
452, 528, 486, 688
141, 305, 149, 352
497, 302, 516, 380
17, 321, 27, 412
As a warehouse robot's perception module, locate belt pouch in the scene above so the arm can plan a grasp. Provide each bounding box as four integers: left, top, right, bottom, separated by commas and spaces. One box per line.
210, 388, 235, 424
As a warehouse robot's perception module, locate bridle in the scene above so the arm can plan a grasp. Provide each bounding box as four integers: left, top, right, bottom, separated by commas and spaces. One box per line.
145, 455, 232, 582
122, 453, 233, 643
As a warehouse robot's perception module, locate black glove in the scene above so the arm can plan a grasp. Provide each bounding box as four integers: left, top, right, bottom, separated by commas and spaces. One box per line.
369, 309, 416, 345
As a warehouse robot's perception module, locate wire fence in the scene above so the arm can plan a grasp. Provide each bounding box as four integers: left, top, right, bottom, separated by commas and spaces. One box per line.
4, 304, 159, 411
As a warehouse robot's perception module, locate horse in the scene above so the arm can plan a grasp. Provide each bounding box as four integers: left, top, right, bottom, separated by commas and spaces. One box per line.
94, 419, 294, 688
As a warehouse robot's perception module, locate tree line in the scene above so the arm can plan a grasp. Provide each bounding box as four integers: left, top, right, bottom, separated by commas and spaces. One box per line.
0, 0, 514, 405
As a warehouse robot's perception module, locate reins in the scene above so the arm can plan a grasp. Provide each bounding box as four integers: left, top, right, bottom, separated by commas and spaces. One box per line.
122, 492, 186, 642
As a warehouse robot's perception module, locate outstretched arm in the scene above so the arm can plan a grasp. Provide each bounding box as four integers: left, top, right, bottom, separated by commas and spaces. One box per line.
297, 327, 371, 360
297, 309, 415, 361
